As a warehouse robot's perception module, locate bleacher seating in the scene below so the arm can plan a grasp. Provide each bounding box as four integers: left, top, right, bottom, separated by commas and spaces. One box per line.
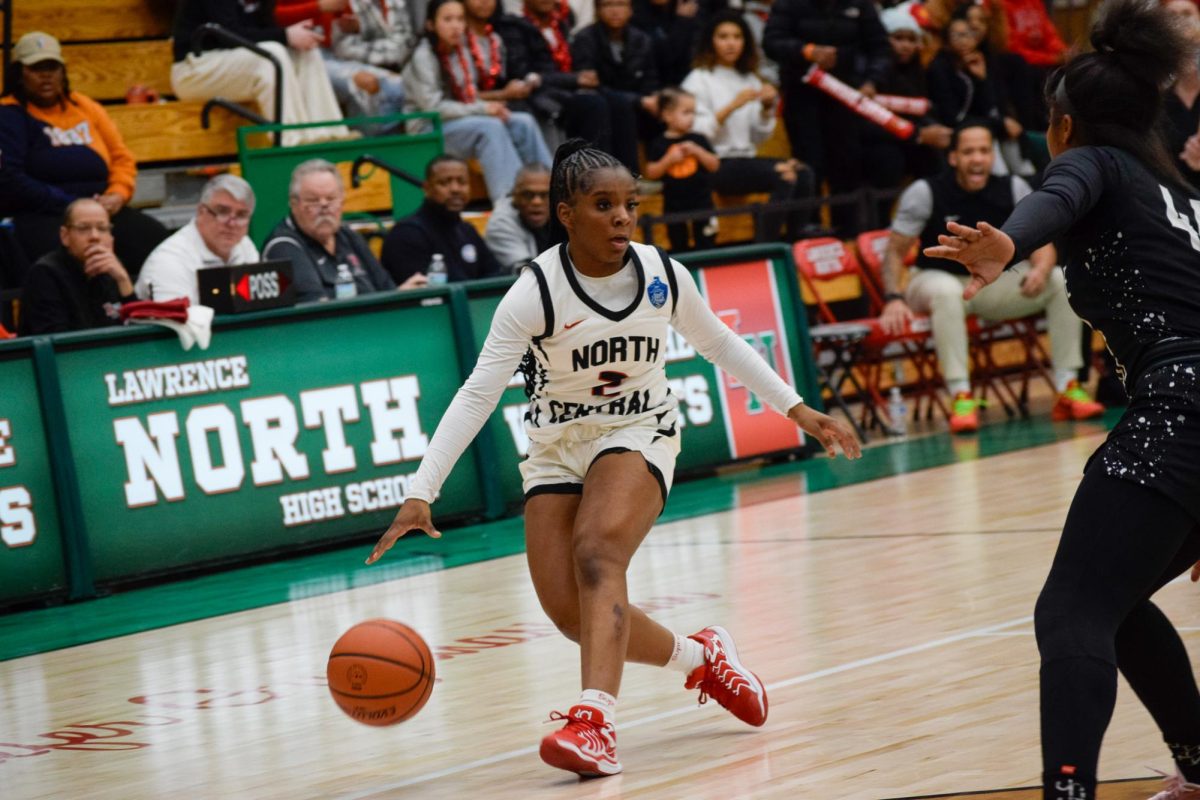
7, 0, 255, 165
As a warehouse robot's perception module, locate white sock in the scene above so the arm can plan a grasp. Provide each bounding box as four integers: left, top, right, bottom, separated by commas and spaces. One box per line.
578, 689, 617, 723
1055, 369, 1077, 393
947, 379, 971, 397
666, 633, 706, 674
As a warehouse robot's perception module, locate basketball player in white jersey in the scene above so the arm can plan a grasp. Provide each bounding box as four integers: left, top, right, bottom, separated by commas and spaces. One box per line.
367, 140, 861, 778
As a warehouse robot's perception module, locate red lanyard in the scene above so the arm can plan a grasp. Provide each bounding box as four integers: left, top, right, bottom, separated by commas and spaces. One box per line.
438, 43, 478, 103
466, 27, 502, 90
524, 0, 572, 73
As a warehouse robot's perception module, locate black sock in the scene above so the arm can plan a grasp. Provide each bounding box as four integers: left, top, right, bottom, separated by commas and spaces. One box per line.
1043, 767, 1094, 800
1168, 742, 1200, 784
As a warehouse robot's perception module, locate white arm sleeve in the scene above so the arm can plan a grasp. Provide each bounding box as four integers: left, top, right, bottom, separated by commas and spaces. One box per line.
669, 262, 803, 415
406, 271, 542, 503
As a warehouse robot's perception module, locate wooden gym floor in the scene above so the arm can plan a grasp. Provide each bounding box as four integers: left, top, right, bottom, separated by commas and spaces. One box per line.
0, 409, 1191, 799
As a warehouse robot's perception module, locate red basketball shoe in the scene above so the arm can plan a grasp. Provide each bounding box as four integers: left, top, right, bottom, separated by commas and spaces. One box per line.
684, 626, 768, 727
539, 705, 622, 777
1147, 768, 1200, 799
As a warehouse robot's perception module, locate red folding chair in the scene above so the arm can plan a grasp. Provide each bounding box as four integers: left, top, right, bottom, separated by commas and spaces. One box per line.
856, 229, 1054, 420
794, 238, 942, 434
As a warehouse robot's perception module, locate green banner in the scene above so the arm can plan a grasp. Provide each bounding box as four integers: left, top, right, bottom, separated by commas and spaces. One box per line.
0, 345, 66, 603
50, 293, 481, 583
465, 245, 819, 507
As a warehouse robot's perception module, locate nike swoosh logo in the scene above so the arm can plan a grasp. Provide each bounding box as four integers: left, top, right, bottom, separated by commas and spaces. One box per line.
564, 319, 585, 329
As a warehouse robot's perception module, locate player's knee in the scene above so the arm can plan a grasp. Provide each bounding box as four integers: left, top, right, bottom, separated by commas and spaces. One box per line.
572, 539, 623, 590
1034, 585, 1114, 665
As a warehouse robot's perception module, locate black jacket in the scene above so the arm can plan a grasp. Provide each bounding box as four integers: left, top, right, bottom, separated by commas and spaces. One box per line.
381, 200, 503, 284
763, 0, 889, 91
19, 247, 132, 335
262, 216, 396, 302
570, 24, 660, 94
172, 0, 286, 62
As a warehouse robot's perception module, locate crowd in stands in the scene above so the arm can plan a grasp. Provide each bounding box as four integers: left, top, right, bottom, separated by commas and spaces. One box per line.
6, 0, 1190, 430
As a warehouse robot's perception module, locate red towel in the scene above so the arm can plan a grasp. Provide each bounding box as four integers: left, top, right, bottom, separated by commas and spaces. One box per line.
120, 297, 191, 324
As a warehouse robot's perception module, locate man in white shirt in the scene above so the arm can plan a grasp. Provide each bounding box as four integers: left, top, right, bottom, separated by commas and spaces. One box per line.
135, 175, 260, 304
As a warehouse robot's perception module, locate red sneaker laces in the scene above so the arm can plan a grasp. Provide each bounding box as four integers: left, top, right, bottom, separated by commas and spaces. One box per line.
545, 710, 613, 751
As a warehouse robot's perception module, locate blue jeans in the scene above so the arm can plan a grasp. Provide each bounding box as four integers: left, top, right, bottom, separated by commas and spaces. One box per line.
321, 51, 405, 131
443, 112, 551, 203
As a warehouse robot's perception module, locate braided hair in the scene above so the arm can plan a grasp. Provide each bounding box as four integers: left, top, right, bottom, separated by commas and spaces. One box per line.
3, 61, 73, 109
549, 139, 630, 244
1045, 0, 1194, 188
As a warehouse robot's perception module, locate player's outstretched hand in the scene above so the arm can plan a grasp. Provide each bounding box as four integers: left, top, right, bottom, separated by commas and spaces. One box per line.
922, 220, 1014, 301
366, 498, 441, 564
788, 403, 862, 460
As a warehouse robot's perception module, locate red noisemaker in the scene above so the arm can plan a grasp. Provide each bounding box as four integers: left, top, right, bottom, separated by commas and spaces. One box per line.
873, 94, 931, 116
802, 65, 915, 140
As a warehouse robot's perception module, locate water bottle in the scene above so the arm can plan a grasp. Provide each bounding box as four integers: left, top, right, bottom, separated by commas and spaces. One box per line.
427, 253, 448, 286
887, 386, 908, 438
334, 263, 357, 300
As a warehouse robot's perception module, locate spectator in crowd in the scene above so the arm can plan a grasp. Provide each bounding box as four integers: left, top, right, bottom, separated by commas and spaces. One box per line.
964, 0, 1044, 132
1164, 0, 1200, 191
484, 163, 553, 268
876, 121, 1103, 434
170, 0, 349, 146
926, 11, 1002, 132
461, 0, 540, 115
322, 0, 417, 125
19, 198, 137, 335
861, 3, 952, 218
645, 87, 720, 251
0, 32, 169, 281
262, 159, 403, 301
382, 155, 503, 283
764, 0, 890, 236
500, 0, 632, 158
274, 0, 409, 129
632, 0, 703, 87
135, 175, 260, 305
999, 0, 1066, 69
684, 12, 814, 241
403, 0, 552, 204
571, 0, 662, 172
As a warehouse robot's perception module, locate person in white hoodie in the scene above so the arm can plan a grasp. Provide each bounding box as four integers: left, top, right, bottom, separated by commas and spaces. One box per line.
681, 10, 813, 241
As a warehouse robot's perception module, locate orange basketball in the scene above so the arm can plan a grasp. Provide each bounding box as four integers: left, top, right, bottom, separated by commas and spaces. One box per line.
327, 619, 435, 726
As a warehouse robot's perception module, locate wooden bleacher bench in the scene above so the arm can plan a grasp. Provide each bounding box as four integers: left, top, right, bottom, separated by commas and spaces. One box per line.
12, 0, 171, 42
8, 1, 251, 165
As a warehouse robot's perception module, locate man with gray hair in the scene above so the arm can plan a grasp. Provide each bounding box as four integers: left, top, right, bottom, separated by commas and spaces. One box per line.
135, 174, 260, 305
262, 159, 404, 302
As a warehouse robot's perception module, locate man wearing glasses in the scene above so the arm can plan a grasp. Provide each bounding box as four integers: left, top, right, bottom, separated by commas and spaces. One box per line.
484, 164, 553, 272
262, 159, 401, 302
135, 175, 260, 305
19, 198, 136, 335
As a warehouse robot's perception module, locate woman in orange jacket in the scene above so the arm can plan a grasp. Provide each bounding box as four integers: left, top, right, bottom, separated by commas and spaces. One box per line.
0, 32, 169, 282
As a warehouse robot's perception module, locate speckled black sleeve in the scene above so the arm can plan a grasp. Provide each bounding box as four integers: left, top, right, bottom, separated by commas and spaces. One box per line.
1002, 148, 1109, 262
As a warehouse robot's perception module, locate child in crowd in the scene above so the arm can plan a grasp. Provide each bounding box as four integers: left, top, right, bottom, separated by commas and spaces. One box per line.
404, 0, 552, 203
644, 87, 719, 251
570, 0, 661, 172
682, 10, 812, 241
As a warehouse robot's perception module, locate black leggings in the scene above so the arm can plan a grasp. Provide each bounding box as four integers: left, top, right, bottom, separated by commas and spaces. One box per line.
711, 157, 814, 242
1037, 468, 1200, 799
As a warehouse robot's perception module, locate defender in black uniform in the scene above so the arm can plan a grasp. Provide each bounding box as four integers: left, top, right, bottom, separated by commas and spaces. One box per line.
926, 2, 1200, 798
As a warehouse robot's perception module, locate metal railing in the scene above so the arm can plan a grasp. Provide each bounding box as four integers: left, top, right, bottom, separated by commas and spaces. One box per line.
638, 186, 903, 246
350, 154, 423, 190
190, 23, 283, 147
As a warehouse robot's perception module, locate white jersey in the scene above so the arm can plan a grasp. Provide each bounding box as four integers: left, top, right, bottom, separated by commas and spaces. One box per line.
405, 240, 803, 503
521, 242, 680, 442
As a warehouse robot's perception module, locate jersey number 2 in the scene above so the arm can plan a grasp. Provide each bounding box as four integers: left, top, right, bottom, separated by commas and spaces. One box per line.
1161, 185, 1200, 253
592, 371, 628, 398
